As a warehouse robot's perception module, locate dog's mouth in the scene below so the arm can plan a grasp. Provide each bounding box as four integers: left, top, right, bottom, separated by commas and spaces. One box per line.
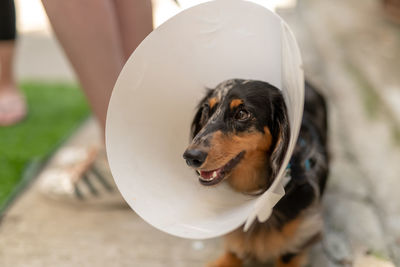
196, 151, 245, 186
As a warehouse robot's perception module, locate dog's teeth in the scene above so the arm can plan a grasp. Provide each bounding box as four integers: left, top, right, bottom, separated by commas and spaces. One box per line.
196, 170, 200, 175
212, 171, 217, 178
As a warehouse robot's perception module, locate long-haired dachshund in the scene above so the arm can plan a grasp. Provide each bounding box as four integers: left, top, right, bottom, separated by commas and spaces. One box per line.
183, 79, 329, 267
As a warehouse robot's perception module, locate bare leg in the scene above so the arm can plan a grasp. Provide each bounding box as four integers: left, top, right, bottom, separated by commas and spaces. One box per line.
41, 0, 125, 132
113, 0, 153, 60
0, 41, 15, 87
41, 0, 154, 132
39, 0, 153, 199
0, 40, 27, 126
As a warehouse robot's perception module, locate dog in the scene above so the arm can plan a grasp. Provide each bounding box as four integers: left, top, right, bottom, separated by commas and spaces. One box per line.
183, 79, 329, 267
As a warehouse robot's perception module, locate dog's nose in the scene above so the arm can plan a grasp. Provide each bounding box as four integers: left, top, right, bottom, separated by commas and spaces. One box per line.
183, 149, 207, 168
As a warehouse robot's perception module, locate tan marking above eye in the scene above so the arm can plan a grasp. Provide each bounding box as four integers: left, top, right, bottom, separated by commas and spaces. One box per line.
230, 99, 243, 110
209, 97, 218, 109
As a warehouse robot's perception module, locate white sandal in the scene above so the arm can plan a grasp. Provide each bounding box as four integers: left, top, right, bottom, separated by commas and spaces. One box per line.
38, 145, 121, 205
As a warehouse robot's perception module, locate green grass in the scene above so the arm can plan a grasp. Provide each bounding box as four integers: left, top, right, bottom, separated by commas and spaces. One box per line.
0, 81, 90, 213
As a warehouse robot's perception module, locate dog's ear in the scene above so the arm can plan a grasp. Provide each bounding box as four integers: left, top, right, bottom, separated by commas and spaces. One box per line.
191, 105, 204, 139
190, 89, 214, 139
269, 95, 290, 178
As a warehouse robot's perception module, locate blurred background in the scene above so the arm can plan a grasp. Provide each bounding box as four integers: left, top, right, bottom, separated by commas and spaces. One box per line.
0, 0, 399, 266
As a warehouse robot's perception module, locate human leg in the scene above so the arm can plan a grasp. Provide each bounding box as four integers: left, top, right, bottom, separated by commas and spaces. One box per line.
112, 0, 154, 60
0, 0, 27, 126
40, 0, 153, 199
41, 0, 125, 131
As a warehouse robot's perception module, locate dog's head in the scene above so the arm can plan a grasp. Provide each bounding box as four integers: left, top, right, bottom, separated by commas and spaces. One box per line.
183, 79, 290, 193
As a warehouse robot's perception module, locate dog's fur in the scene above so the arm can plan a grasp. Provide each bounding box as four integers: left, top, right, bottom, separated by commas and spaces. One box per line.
183, 79, 329, 267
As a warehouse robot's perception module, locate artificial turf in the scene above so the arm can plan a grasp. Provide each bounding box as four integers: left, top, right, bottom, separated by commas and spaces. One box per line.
0, 81, 90, 213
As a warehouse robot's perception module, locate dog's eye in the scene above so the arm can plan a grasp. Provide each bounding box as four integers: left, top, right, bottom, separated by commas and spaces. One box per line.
234, 109, 251, 121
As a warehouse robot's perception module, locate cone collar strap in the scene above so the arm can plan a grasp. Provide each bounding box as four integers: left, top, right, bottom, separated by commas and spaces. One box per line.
106, 0, 304, 239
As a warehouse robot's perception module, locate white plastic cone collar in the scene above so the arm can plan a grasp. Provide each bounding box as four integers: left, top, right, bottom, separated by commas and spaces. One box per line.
106, 0, 304, 239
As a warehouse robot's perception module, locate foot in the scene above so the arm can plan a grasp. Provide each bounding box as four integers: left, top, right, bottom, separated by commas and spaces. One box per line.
0, 85, 27, 126
39, 146, 121, 205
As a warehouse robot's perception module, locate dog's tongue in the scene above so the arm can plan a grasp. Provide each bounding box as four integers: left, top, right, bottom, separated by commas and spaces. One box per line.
199, 168, 222, 181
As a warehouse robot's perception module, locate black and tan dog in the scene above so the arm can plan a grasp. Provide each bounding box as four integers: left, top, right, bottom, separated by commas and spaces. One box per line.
183, 79, 329, 267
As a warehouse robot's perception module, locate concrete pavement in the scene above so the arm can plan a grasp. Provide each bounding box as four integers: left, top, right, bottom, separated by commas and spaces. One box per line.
1, 0, 400, 266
